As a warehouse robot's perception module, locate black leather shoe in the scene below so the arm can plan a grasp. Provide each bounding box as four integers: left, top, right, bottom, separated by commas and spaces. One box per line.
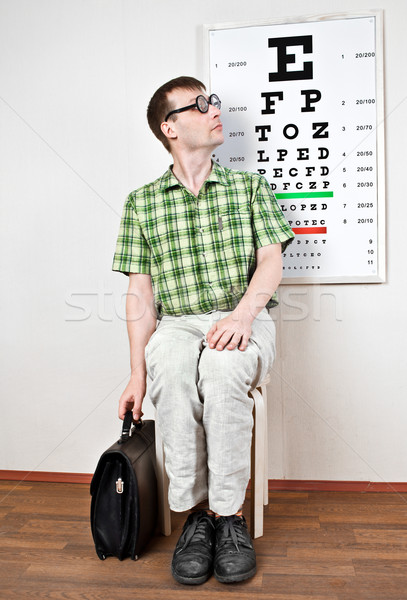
214, 515, 256, 583
171, 510, 215, 585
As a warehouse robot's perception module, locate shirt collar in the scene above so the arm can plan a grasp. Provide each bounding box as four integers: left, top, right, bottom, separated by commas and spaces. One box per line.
159, 160, 229, 191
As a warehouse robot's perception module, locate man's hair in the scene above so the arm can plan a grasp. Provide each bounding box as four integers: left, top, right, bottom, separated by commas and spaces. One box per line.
147, 76, 206, 152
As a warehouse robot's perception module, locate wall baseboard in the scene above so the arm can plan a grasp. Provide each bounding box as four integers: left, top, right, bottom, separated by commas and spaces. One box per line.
1, 470, 407, 492
268, 479, 407, 492
0, 470, 93, 484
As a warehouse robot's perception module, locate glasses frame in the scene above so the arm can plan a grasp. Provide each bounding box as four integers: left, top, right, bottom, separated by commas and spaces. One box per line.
164, 94, 221, 122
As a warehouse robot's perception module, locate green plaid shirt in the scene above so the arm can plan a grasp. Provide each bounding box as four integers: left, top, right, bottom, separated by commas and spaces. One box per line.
112, 161, 294, 316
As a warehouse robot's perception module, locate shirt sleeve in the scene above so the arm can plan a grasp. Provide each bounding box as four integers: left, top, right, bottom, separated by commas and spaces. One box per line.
251, 175, 295, 252
112, 195, 151, 275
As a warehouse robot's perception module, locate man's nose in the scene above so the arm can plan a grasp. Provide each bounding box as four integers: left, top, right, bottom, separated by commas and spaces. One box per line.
209, 103, 221, 117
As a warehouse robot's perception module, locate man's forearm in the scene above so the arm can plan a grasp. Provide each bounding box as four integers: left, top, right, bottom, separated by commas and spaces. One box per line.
126, 280, 157, 383
234, 244, 282, 323
127, 317, 156, 383
117, 275, 156, 420
206, 244, 282, 351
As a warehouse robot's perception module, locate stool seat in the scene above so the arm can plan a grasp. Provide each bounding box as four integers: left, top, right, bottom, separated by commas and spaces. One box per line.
154, 374, 270, 539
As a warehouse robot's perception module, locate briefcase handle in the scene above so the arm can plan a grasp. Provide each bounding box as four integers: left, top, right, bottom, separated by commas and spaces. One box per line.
119, 411, 142, 444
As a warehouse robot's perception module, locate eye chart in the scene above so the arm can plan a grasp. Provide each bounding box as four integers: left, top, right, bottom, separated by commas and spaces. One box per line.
205, 11, 385, 283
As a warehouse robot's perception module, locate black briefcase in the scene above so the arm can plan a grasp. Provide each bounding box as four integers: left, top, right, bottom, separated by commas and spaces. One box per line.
90, 412, 158, 560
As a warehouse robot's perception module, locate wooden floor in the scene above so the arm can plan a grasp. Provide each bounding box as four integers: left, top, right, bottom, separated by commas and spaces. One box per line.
1, 481, 407, 599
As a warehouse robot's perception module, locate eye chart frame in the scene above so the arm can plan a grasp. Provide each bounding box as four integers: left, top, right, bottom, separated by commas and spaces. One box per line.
204, 10, 386, 284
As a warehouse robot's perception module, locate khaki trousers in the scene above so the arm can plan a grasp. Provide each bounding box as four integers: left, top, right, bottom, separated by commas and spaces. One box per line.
145, 309, 276, 515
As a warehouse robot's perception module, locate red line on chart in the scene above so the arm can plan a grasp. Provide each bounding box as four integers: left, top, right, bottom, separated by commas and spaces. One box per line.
292, 227, 327, 235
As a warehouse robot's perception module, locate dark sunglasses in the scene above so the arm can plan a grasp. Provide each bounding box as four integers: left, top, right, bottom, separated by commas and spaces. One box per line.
164, 94, 221, 122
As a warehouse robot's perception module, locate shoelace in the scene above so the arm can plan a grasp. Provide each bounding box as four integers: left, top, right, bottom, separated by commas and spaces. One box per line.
177, 512, 214, 553
216, 515, 250, 551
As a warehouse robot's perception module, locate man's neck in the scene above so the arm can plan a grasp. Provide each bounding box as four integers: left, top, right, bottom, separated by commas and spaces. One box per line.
171, 151, 213, 197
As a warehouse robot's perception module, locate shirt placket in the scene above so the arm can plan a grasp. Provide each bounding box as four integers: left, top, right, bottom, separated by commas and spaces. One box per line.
195, 189, 216, 308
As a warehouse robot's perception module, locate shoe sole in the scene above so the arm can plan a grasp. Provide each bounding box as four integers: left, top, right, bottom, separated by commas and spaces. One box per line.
214, 565, 257, 584
171, 566, 212, 586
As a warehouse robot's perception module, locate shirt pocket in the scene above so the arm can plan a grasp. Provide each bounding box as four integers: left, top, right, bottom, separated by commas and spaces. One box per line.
216, 205, 253, 250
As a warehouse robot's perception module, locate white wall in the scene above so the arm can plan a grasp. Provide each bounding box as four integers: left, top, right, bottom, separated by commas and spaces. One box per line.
1, 0, 406, 483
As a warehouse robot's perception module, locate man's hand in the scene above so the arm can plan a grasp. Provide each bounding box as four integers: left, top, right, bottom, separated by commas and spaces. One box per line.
118, 377, 145, 422
206, 311, 253, 351
206, 244, 282, 351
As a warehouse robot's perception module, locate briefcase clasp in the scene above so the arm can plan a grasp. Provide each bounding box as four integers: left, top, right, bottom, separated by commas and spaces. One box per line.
116, 478, 124, 494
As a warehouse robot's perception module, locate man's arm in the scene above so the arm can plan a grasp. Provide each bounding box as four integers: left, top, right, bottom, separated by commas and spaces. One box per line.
206, 243, 282, 351
118, 273, 157, 421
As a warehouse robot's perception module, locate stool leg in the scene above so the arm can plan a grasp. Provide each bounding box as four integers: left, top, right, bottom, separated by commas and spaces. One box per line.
154, 419, 172, 536
250, 387, 265, 539
261, 383, 269, 507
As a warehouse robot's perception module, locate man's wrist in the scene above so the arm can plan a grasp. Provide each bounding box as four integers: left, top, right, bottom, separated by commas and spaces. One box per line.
233, 293, 270, 323
129, 367, 146, 382
231, 303, 256, 324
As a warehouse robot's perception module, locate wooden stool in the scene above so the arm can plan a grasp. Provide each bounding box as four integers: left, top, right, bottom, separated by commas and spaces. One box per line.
154, 374, 270, 539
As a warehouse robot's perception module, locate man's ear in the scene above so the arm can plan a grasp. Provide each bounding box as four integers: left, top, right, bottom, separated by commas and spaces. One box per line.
161, 121, 177, 142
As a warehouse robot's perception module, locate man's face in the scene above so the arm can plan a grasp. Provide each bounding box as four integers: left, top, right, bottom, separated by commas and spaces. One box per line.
165, 87, 224, 152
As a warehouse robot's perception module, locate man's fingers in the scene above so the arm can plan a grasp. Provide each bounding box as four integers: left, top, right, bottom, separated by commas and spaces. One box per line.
212, 329, 229, 349
118, 394, 135, 420
206, 323, 218, 338
215, 330, 241, 351
207, 315, 252, 350
206, 323, 217, 345
133, 408, 144, 422
208, 325, 223, 348
226, 331, 244, 350
238, 333, 250, 351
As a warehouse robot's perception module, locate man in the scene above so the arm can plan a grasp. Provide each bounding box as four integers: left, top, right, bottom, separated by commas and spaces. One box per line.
112, 76, 294, 585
